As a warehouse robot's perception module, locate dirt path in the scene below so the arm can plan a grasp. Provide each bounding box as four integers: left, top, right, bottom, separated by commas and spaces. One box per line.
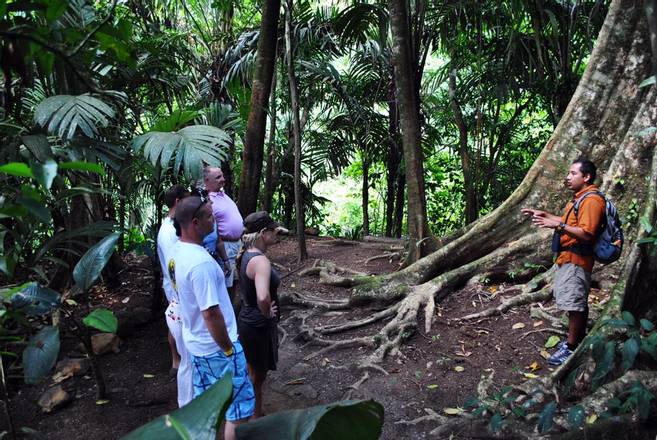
6, 237, 582, 439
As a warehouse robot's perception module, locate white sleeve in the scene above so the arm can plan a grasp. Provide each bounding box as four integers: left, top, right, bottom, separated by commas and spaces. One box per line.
190, 261, 227, 311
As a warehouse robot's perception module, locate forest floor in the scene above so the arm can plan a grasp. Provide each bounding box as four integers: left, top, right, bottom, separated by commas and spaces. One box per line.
7, 236, 610, 439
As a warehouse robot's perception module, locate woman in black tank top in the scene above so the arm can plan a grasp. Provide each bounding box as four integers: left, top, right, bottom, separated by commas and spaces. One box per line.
236, 211, 285, 419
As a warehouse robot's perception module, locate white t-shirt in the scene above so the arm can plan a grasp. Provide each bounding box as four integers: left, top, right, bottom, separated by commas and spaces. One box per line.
169, 241, 238, 356
157, 217, 178, 302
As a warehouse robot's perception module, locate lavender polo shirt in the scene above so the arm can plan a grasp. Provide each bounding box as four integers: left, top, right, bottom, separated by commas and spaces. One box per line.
208, 191, 243, 240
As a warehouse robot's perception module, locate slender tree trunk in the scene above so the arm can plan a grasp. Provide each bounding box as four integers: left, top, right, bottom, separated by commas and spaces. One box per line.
448, 67, 478, 224
362, 158, 370, 237
388, 0, 435, 261
262, 67, 278, 213
237, 0, 280, 215
285, 0, 307, 262
393, 168, 405, 238
385, 83, 400, 237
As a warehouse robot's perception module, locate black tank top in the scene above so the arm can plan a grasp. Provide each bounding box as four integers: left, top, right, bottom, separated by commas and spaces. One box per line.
238, 251, 280, 327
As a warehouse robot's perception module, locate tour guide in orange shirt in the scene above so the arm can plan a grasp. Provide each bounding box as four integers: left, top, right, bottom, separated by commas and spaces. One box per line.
522, 157, 605, 366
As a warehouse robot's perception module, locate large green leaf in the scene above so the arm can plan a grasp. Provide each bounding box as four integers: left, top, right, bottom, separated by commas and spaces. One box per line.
34, 94, 115, 140
132, 125, 230, 181
23, 326, 60, 384
235, 400, 384, 440
537, 401, 556, 434
10, 282, 60, 316
58, 161, 105, 175
151, 109, 200, 132
73, 232, 120, 292
592, 341, 616, 389
83, 308, 118, 333
0, 162, 33, 178
621, 338, 640, 371
121, 372, 233, 440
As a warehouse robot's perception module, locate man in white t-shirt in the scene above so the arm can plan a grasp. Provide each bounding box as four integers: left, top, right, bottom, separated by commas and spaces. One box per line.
156, 185, 192, 407
170, 197, 254, 439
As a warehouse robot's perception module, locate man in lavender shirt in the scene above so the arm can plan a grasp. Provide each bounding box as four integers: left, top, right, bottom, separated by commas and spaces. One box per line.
202, 167, 244, 300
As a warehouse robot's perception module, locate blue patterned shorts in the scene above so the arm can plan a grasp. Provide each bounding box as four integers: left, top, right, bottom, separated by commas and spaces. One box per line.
191, 341, 255, 421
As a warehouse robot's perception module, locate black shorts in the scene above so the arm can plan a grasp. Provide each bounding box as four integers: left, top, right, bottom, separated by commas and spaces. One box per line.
238, 320, 279, 372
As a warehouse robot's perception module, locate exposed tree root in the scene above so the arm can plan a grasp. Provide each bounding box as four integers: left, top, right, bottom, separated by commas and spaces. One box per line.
280, 291, 350, 310
363, 252, 402, 265
460, 285, 553, 321
477, 369, 496, 400
298, 259, 368, 287
519, 327, 568, 340
315, 304, 400, 335
572, 370, 657, 418
530, 307, 566, 329
315, 238, 358, 246
343, 372, 370, 400
302, 336, 374, 362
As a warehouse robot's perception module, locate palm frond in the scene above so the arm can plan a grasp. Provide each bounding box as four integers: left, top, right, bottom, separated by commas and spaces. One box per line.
132, 125, 230, 180
34, 94, 115, 140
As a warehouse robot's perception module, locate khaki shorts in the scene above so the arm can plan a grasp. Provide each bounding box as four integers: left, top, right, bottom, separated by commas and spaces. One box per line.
553, 263, 591, 312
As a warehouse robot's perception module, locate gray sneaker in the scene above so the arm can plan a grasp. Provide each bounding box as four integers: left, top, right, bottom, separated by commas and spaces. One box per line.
547, 341, 573, 366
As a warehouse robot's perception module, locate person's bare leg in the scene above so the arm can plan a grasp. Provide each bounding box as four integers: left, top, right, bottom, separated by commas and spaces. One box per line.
224, 419, 247, 440
247, 363, 267, 418
168, 330, 181, 369
568, 311, 587, 346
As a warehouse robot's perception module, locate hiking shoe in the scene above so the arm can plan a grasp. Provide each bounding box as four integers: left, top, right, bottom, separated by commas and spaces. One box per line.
547, 341, 573, 366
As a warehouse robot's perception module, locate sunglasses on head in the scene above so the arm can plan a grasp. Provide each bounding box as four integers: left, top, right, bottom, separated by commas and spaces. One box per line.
192, 197, 208, 219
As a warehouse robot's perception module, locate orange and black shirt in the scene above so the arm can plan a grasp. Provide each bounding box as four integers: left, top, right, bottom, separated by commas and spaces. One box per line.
556, 185, 605, 273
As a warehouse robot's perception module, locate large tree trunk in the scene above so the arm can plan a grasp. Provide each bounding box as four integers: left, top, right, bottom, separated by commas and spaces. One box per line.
237, 0, 280, 215
285, 0, 307, 262
388, 0, 436, 261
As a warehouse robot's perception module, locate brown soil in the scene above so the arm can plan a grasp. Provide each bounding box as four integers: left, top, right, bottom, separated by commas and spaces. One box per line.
5, 236, 598, 439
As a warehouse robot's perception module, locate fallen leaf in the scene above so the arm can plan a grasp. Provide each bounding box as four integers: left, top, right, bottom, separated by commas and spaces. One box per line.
527, 361, 541, 372
427, 384, 438, 390
533, 320, 544, 327
512, 322, 526, 330
443, 407, 463, 416
96, 399, 110, 405
455, 344, 472, 357
65, 299, 77, 306
291, 283, 296, 288
143, 374, 155, 378
539, 350, 550, 359
545, 335, 560, 349
586, 414, 598, 424
523, 373, 539, 379
122, 297, 130, 304
454, 366, 465, 372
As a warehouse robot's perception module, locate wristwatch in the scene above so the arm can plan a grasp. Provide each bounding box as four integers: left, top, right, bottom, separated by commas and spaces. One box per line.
556, 222, 566, 233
